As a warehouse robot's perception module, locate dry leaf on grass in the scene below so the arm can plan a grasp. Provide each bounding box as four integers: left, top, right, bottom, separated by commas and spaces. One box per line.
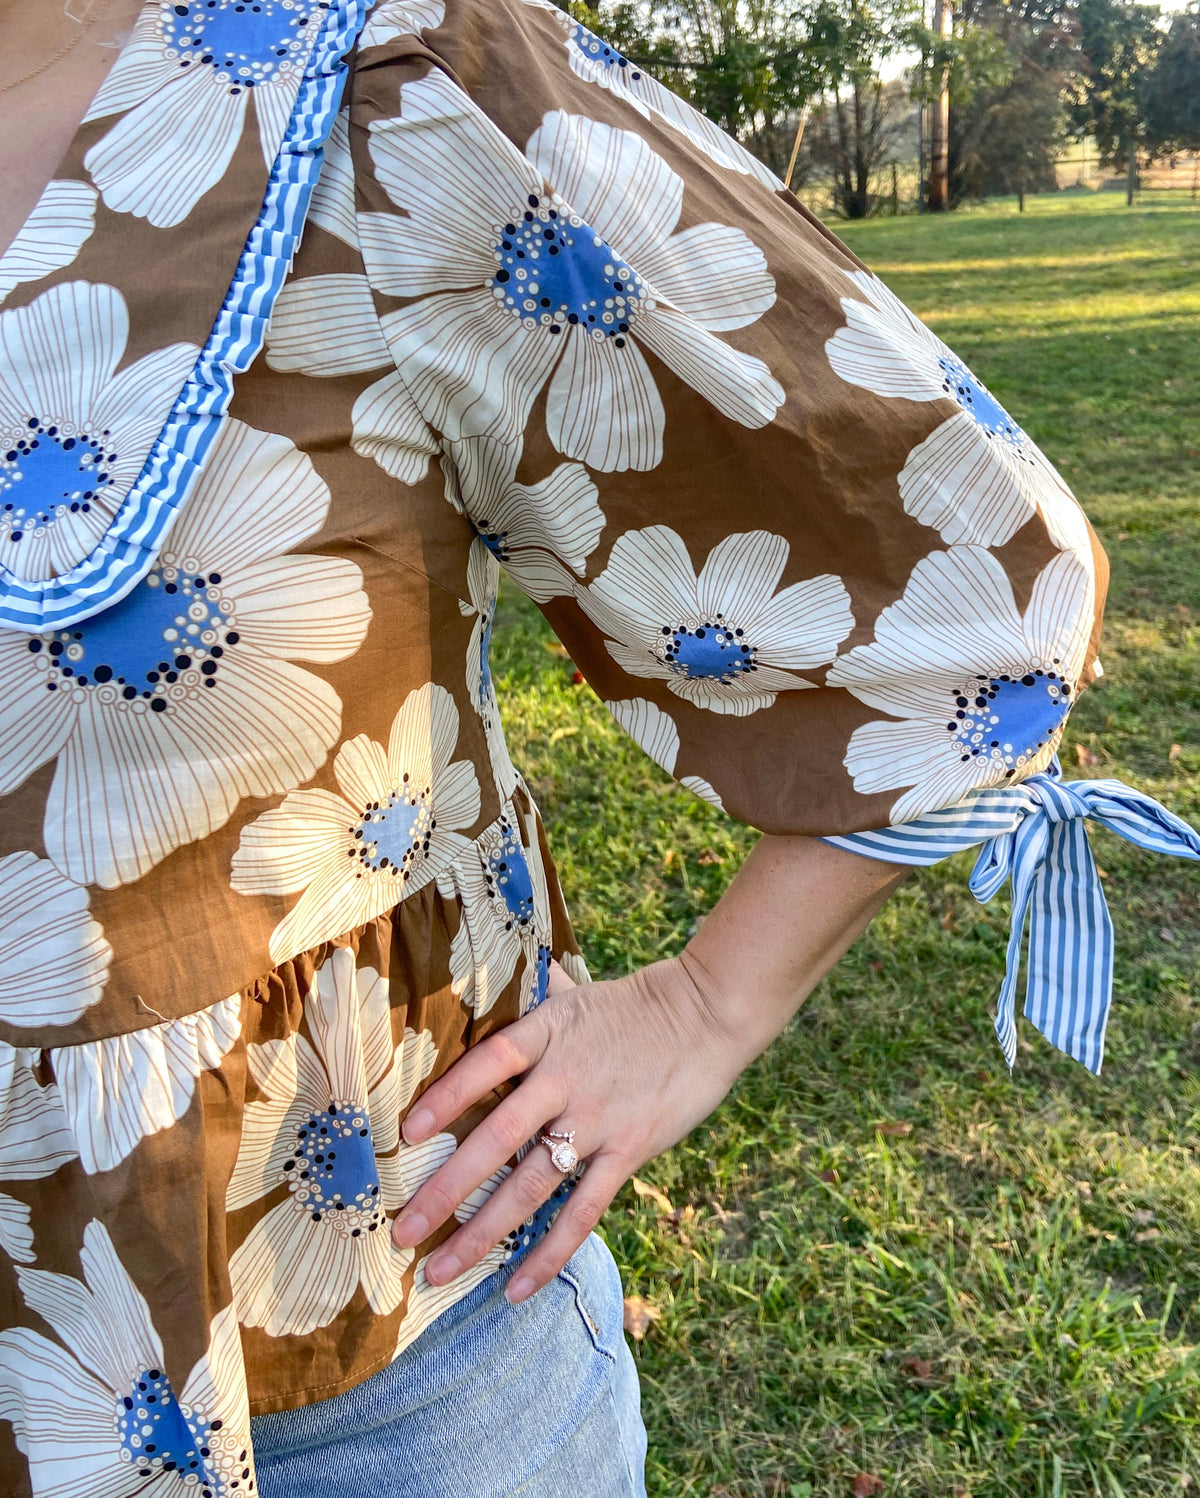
623, 1295, 661, 1340
1074, 743, 1101, 767
819, 1168, 840, 1185
631, 1176, 674, 1214
1169, 742, 1184, 762
1130, 1208, 1157, 1226
853, 1474, 885, 1497
1135, 1227, 1163, 1243
696, 848, 725, 866
875, 1121, 913, 1138
899, 1356, 933, 1380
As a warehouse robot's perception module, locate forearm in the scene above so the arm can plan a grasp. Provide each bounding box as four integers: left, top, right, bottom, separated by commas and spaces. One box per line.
680, 833, 909, 1067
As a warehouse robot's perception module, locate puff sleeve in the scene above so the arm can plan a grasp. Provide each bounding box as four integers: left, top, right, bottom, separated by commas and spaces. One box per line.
349, 0, 1200, 1072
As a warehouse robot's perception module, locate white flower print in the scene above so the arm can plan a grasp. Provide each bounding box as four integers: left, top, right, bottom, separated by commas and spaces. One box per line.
0, 416, 372, 890
827, 546, 1095, 822
461, 537, 519, 803
83, 0, 330, 228
232, 683, 481, 964
305, 107, 357, 249
363, 0, 446, 47
0, 1220, 254, 1497
0, 280, 197, 583
51, 995, 243, 1175
226, 947, 437, 1336
447, 803, 554, 1019
580, 525, 854, 716
605, 697, 725, 809
445, 436, 603, 602
359, 71, 784, 472
0, 1044, 79, 1265
0, 852, 111, 1028
265, 267, 440, 485
521, 1, 783, 190
825, 271, 1089, 553
0, 181, 98, 303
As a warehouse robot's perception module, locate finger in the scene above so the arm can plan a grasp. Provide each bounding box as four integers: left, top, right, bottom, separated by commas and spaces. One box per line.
392, 1077, 565, 1248
546, 958, 575, 1000
402, 1013, 548, 1146
422, 1133, 578, 1285
504, 1154, 628, 1303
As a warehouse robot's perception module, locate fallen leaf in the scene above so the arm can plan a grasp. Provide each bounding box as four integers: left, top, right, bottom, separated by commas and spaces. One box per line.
1130, 1208, 1157, 1226
1160, 927, 1177, 943
711, 1489, 733, 1498
819, 1168, 840, 1184
570, 669, 585, 685
875, 1121, 913, 1138
899, 1356, 933, 1379
871, 958, 885, 973
1059, 1332, 1079, 1349
548, 726, 577, 746
696, 847, 725, 866
1135, 1227, 1163, 1243
1075, 744, 1100, 767
542, 640, 570, 658
622, 1295, 662, 1340
631, 1176, 674, 1214
662, 849, 676, 869
1169, 743, 1184, 762
853, 1475, 885, 1497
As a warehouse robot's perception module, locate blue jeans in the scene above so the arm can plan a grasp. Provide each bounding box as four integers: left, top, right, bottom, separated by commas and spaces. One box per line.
251, 1232, 648, 1497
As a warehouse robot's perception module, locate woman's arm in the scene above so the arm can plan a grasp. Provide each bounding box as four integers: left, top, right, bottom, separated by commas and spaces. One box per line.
392, 835, 907, 1302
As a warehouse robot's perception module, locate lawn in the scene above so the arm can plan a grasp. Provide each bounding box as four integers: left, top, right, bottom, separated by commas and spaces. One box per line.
492, 190, 1200, 1497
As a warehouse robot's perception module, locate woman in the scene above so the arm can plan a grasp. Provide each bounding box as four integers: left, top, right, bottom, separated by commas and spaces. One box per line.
0, 2, 1195, 1495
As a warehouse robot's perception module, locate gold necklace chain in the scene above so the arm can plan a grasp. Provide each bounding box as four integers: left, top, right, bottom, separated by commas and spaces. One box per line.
0, 0, 115, 97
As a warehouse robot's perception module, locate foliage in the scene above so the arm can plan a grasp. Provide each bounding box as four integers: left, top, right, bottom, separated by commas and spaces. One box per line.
1066, 0, 1163, 167
947, 0, 1078, 201
494, 191, 1200, 1494
1144, 4, 1200, 151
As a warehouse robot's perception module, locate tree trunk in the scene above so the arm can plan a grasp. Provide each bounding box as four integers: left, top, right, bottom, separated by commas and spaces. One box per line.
927, 0, 953, 211
1018, 171, 1026, 212
1126, 143, 1137, 206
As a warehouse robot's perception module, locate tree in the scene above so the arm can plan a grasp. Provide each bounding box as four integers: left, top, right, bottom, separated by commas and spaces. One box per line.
1145, 4, 1200, 150
1066, 0, 1163, 202
945, 0, 1076, 205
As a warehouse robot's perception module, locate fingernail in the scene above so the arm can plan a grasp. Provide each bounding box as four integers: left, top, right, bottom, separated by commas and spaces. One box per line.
507, 1276, 536, 1304
426, 1252, 460, 1285
392, 1211, 428, 1248
403, 1107, 435, 1144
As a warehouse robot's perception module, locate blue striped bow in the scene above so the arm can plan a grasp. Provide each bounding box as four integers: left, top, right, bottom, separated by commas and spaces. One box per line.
825, 764, 1200, 1073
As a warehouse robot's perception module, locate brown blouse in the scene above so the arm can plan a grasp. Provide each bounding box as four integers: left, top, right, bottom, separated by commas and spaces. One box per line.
0, 1, 1106, 1492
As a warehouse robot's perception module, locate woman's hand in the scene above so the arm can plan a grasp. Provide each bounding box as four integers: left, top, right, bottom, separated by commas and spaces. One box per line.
392, 953, 747, 1303
392, 834, 908, 1303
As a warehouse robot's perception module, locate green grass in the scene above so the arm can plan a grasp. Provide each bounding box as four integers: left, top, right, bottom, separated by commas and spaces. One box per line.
492, 190, 1200, 1497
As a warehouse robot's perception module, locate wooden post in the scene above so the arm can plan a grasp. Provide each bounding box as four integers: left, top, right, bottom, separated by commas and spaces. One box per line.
927, 0, 953, 211
783, 105, 811, 194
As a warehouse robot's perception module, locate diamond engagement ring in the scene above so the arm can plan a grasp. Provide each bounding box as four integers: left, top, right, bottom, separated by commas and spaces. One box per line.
537, 1129, 580, 1174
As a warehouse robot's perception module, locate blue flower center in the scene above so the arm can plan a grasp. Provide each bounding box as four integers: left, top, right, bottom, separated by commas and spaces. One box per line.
531, 945, 551, 1009
478, 609, 494, 704
938, 356, 1025, 448
26, 565, 236, 707
351, 782, 436, 884
660, 620, 756, 683
0, 418, 116, 542
284, 1101, 384, 1233
491, 193, 646, 345
486, 823, 535, 928
947, 670, 1072, 773
478, 529, 508, 563
161, 0, 318, 94
570, 23, 642, 80
116, 1367, 219, 1491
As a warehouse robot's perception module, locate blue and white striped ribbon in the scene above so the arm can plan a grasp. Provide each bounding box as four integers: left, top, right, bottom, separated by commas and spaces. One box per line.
825, 764, 1200, 1073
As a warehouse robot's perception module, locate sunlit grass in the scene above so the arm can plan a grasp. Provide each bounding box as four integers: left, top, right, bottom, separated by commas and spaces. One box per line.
493, 190, 1200, 1496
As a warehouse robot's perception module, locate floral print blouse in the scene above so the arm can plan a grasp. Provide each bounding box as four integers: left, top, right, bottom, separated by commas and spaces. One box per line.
0, 1, 1112, 1493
